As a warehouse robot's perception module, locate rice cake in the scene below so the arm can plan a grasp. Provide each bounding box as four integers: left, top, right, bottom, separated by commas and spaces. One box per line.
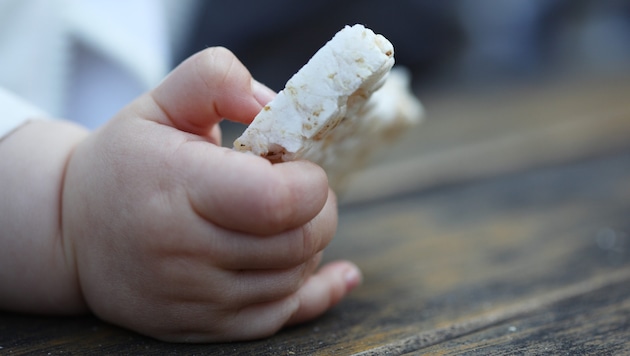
233, 24, 423, 190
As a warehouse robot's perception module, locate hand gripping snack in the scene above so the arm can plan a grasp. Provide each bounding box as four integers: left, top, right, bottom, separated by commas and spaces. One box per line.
234, 24, 423, 191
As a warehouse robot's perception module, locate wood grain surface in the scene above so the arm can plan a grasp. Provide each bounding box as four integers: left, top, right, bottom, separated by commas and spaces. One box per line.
2, 74, 630, 355
341, 73, 630, 204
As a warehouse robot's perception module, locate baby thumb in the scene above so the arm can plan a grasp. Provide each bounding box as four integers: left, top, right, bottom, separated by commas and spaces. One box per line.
148, 47, 275, 136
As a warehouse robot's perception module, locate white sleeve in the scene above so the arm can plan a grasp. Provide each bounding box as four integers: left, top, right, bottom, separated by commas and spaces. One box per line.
0, 87, 49, 139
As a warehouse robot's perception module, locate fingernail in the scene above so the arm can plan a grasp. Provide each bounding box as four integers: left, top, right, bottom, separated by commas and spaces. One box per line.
344, 265, 362, 291
251, 79, 276, 105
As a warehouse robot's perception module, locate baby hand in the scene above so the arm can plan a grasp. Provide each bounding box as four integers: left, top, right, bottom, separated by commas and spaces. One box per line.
62, 47, 361, 342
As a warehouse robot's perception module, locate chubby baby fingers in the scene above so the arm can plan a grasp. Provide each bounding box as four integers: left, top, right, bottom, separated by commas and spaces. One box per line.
214, 260, 362, 342
148, 46, 267, 136
211, 260, 361, 342
132, 254, 322, 343
285, 261, 362, 326
186, 147, 332, 236
195, 188, 337, 270
151, 259, 360, 343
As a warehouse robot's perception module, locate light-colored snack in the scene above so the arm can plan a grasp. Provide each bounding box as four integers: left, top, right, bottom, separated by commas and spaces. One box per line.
304, 66, 423, 190
234, 24, 423, 190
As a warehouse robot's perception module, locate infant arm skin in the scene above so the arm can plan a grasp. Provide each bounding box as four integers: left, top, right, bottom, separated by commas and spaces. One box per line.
0, 47, 361, 342
0, 119, 89, 314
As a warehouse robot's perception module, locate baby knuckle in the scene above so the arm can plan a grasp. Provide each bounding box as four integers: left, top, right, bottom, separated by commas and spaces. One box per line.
195, 47, 243, 86
298, 222, 320, 261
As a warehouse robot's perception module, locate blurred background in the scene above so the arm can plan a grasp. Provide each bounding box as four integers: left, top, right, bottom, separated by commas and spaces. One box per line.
3, 0, 629, 174
4, 0, 630, 130
180, 0, 630, 94
172, 0, 630, 159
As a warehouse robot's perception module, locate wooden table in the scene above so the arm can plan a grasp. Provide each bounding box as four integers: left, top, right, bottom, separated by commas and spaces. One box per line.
2, 73, 630, 355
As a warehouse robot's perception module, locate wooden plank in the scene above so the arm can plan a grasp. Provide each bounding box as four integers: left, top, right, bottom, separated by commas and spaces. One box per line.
320, 151, 630, 354
357, 271, 630, 355
2, 149, 629, 355
414, 277, 630, 355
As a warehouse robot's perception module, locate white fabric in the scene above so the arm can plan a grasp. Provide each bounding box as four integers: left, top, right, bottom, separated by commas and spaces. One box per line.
0, 0, 196, 136
0, 87, 47, 138
0, 0, 69, 125
63, 0, 170, 128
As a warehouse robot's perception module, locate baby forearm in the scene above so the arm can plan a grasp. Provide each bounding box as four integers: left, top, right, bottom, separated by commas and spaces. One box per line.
0, 120, 89, 314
